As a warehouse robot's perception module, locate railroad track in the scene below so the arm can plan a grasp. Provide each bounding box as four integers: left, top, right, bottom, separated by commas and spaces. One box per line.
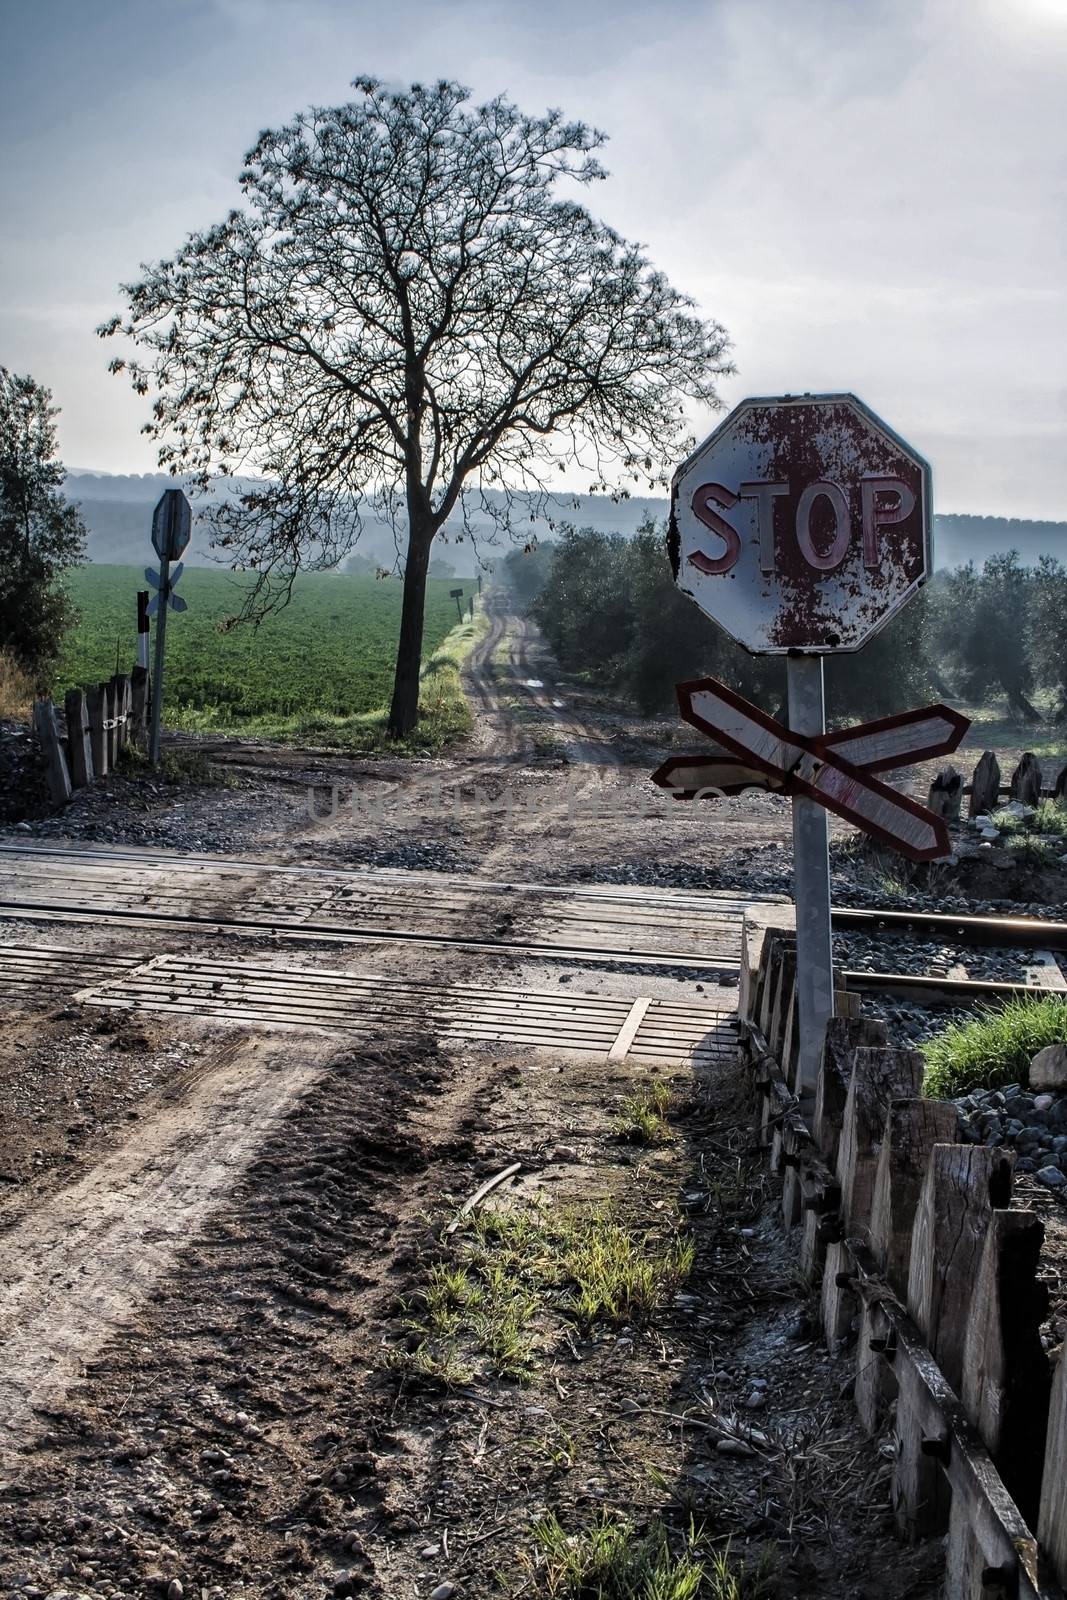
0, 942, 735, 1065
831, 906, 1067, 1004
832, 904, 1067, 952
0, 843, 1063, 1008
70, 951, 736, 1065
0, 842, 768, 975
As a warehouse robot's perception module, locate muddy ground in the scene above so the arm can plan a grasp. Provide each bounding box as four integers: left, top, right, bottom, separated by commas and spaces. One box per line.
0, 594, 1063, 1598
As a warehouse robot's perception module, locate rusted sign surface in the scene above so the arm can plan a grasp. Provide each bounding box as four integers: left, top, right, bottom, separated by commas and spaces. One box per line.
669, 394, 932, 653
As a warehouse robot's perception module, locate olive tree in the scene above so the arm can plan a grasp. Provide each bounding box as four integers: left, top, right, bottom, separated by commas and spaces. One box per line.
102, 77, 731, 735
0, 368, 86, 680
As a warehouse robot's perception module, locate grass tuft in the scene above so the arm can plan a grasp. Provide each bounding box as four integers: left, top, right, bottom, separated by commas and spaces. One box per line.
613, 1080, 673, 1146
383, 1340, 474, 1390
384, 1196, 693, 1386
523, 1513, 773, 1599
116, 745, 238, 788
992, 799, 1067, 837
922, 994, 1067, 1099
561, 1209, 694, 1328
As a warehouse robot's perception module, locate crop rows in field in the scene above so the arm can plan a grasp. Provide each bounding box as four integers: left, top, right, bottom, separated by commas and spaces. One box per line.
57, 566, 477, 731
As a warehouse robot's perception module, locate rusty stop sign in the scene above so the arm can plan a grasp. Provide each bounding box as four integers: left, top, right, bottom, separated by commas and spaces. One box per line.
668, 393, 931, 653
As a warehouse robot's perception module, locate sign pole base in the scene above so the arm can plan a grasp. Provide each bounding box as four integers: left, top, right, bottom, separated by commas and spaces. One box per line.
786, 654, 834, 1099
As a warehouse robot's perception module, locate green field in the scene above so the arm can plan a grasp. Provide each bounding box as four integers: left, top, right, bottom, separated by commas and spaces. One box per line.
56, 565, 483, 746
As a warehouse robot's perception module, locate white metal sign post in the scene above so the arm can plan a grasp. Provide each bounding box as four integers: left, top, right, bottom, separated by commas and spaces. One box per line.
148, 489, 192, 767
788, 653, 833, 1094
667, 393, 934, 1097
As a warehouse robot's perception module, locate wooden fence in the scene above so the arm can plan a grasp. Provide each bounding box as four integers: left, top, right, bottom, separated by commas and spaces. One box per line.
928, 749, 1067, 820
31, 666, 150, 806
739, 916, 1067, 1597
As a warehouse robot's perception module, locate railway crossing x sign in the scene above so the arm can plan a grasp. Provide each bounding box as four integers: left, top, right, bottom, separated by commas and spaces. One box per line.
653, 680, 969, 862
145, 563, 188, 616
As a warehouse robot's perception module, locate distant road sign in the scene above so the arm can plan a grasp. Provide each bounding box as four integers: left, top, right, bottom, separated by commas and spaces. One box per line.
449, 587, 464, 598
151, 489, 192, 563
673, 677, 967, 860
145, 562, 183, 591
670, 394, 931, 654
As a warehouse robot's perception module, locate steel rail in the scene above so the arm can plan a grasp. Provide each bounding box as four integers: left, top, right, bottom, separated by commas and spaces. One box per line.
840, 969, 1063, 1004
830, 906, 1067, 951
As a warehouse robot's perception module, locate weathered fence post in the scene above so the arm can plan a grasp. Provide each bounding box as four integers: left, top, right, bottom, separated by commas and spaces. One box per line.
907, 1146, 1014, 1395
87, 684, 108, 778
813, 1017, 888, 1165
854, 1097, 960, 1433
131, 666, 150, 748
757, 936, 783, 1039
1009, 752, 1043, 807
63, 688, 94, 789
31, 698, 72, 807
110, 672, 129, 757
962, 1210, 1049, 1517
970, 751, 1001, 817
945, 1209, 1050, 1592
1039, 1355, 1067, 1586
822, 1045, 923, 1349
926, 765, 962, 822
100, 680, 118, 770
769, 945, 797, 1066
894, 1144, 1014, 1539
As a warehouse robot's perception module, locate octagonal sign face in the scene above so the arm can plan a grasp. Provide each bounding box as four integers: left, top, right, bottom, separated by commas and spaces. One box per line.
669, 394, 932, 654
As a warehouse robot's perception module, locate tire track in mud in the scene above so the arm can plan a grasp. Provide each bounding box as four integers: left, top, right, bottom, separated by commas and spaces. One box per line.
0, 1031, 331, 1478
0, 1036, 513, 1598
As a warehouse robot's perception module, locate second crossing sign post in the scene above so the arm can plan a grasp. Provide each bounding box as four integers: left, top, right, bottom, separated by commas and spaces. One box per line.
148, 489, 192, 767
665, 393, 954, 1098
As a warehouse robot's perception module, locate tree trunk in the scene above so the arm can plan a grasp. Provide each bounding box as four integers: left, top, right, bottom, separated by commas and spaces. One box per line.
388, 523, 432, 738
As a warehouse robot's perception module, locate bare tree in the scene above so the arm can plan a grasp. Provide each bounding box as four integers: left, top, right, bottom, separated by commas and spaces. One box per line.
102, 77, 732, 736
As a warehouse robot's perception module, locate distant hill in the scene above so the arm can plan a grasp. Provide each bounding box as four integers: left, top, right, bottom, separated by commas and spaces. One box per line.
930, 514, 1067, 571
64, 471, 1066, 573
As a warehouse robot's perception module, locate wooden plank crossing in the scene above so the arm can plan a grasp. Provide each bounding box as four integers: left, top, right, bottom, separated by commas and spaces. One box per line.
0, 943, 139, 1002
0, 843, 762, 973
74, 952, 736, 1065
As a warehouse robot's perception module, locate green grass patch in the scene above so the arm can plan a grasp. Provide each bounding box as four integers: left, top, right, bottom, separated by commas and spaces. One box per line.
116, 744, 238, 789
613, 1080, 673, 1146
988, 800, 1067, 868
387, 1196, 693, 1389
955, 706, 1066, 760
523, 1512, 774, 1599
55, 565, 484, 750
922, 994, 1067, 1099
992, 800, 1067, 837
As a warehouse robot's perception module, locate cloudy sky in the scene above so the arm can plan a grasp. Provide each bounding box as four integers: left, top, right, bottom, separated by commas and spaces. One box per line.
2, 0, 1064, 518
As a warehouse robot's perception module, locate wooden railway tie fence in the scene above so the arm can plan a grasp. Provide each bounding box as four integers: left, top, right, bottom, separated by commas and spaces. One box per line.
927, 749, 1067, 822
738, 911, 1067, 1599
31, 665, 150, 805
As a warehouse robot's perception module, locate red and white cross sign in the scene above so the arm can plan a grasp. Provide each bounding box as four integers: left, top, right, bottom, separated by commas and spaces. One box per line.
661, 678, 969, 861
